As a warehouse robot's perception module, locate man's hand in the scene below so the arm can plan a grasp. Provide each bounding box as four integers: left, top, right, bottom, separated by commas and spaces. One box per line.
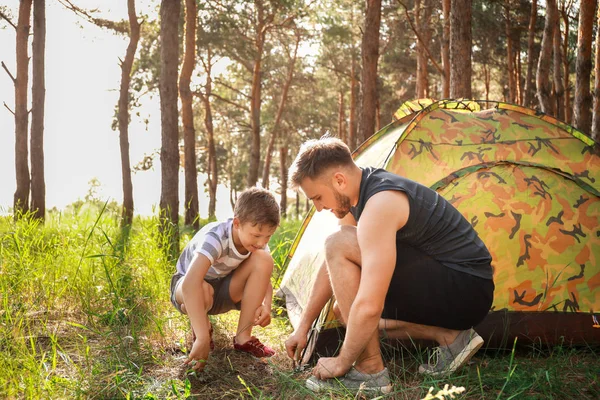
312, 356, 352, 380
284, 329, 308, 362
184, 337, 210, 372
254, 304, 271, 327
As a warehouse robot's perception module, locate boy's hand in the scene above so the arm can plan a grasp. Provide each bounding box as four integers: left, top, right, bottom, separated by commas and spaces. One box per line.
254, 304, 271, 327
184, 337, 210, 372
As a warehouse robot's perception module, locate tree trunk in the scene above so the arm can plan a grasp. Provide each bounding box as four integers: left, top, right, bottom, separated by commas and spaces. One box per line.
358, 0, 381, 144
338, 90, 346, 143
441, 0, 450, 98
180, 0, 198, 229
279, 145, 288, 218
349, 56, 357, 150
295, 190, 299, 218
516, 36, 523, 104
30, 0, 45, 221
203, 49, 218, 220
573, 0, 597, 136
13, 0, 32, 217
376, 97, 381, 131
159, 0, 180, 255
562, 7, 571, 123
450, 0, 472, 98
262, 32, 299, 189
415, 0, 425, 98
592, 4, 600, 141
523, 0, 537, 107
536, 0, 556, 113
505, 4, 516, 103
483, 63, 490, 104
247, 0, 266, 187
553, 7, 564, 120
116, 0, 140, 227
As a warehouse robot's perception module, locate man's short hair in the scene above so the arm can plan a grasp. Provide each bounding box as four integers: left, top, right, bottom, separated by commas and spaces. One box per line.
234, 187, 280, 227
288, 137, 354, 189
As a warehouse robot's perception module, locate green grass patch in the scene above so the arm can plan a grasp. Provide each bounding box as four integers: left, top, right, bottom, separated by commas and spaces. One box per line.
0, 208, 598, 399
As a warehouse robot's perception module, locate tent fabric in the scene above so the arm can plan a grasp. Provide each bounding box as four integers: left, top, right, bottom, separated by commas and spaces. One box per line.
278, 100, 600, 357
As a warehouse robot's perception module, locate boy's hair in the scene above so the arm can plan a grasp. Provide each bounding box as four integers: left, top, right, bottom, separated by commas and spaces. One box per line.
289, 137, 354, 189
234, 187, 280, 227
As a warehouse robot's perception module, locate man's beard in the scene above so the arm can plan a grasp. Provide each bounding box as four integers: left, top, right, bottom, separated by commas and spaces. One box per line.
333, 190, 352, 219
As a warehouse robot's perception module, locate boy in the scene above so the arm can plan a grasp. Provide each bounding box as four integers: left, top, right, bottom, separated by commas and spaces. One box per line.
170, 187, 280, 372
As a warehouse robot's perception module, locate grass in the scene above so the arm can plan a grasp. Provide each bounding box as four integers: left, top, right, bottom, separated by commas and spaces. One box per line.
0, 205, 598, 399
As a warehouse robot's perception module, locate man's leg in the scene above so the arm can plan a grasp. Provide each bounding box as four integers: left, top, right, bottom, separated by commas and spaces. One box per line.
228, 250, 273, 344
324, 225, 385, 374
379, 319, 460, 346
376, 241, 493, 376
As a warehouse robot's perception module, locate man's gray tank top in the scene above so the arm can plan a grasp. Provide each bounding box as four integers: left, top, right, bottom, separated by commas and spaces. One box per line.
350, 167, 493, 279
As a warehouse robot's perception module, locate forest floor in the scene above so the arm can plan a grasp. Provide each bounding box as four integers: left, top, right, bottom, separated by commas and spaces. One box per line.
1, 208, 598, 399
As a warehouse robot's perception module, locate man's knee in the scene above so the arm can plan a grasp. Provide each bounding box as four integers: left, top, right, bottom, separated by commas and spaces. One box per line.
324, 225, 358, 259
333, 301, 346, 325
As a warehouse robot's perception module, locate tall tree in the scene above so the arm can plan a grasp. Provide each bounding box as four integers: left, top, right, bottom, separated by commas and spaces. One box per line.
117, 0, 140, 227
592, 2, 600, 141
414, 0, 426, 98
523, 0, 537, 107
450, 0, 472, 98
441, 0, 450, 98
262, 28, 300, 189
7, 0, 32, 217
349, 4, 358, 150
196, 47, 218, 220
561, 2, 573, 123
536, 0, 556, 113
553, 5, 564, 119
573, 0, 597, 135
358, 0, 382, 144
279, 144, 288, 217
180, 0, 199, 229
505, 3, 516, 103
59, 0, 142, 226
159, 0, 181, 255
30, 0, 45, 220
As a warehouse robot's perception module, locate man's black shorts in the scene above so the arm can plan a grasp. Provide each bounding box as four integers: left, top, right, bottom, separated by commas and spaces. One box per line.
382, 241, 494, 331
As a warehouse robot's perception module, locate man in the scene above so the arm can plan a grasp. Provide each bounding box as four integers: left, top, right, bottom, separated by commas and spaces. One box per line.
284, 138, 494, 394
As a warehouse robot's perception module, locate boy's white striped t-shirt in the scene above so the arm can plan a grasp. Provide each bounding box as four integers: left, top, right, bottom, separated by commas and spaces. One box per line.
175, 218, 269, 280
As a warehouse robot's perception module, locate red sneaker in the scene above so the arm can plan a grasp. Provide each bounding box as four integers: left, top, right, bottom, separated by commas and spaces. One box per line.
191, 324, 215, 351
233, 336, 276, 358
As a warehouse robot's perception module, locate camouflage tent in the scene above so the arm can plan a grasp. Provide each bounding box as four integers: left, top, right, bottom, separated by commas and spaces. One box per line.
278, 100, 600, 364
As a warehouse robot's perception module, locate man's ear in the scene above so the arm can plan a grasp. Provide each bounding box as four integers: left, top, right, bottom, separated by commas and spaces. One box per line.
332, 172, 346, 190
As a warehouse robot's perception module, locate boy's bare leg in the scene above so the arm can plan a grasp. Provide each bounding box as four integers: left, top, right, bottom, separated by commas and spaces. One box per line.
324, 226, 385, 374
176, 280, 214, 345
175, 279, 214, 316
228, 250, 273, 344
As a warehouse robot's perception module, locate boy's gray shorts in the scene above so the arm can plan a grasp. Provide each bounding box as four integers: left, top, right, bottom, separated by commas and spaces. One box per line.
170, 272, 242, 315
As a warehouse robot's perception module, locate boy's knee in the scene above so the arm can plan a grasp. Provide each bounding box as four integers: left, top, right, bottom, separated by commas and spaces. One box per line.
250, 250, 274, 273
